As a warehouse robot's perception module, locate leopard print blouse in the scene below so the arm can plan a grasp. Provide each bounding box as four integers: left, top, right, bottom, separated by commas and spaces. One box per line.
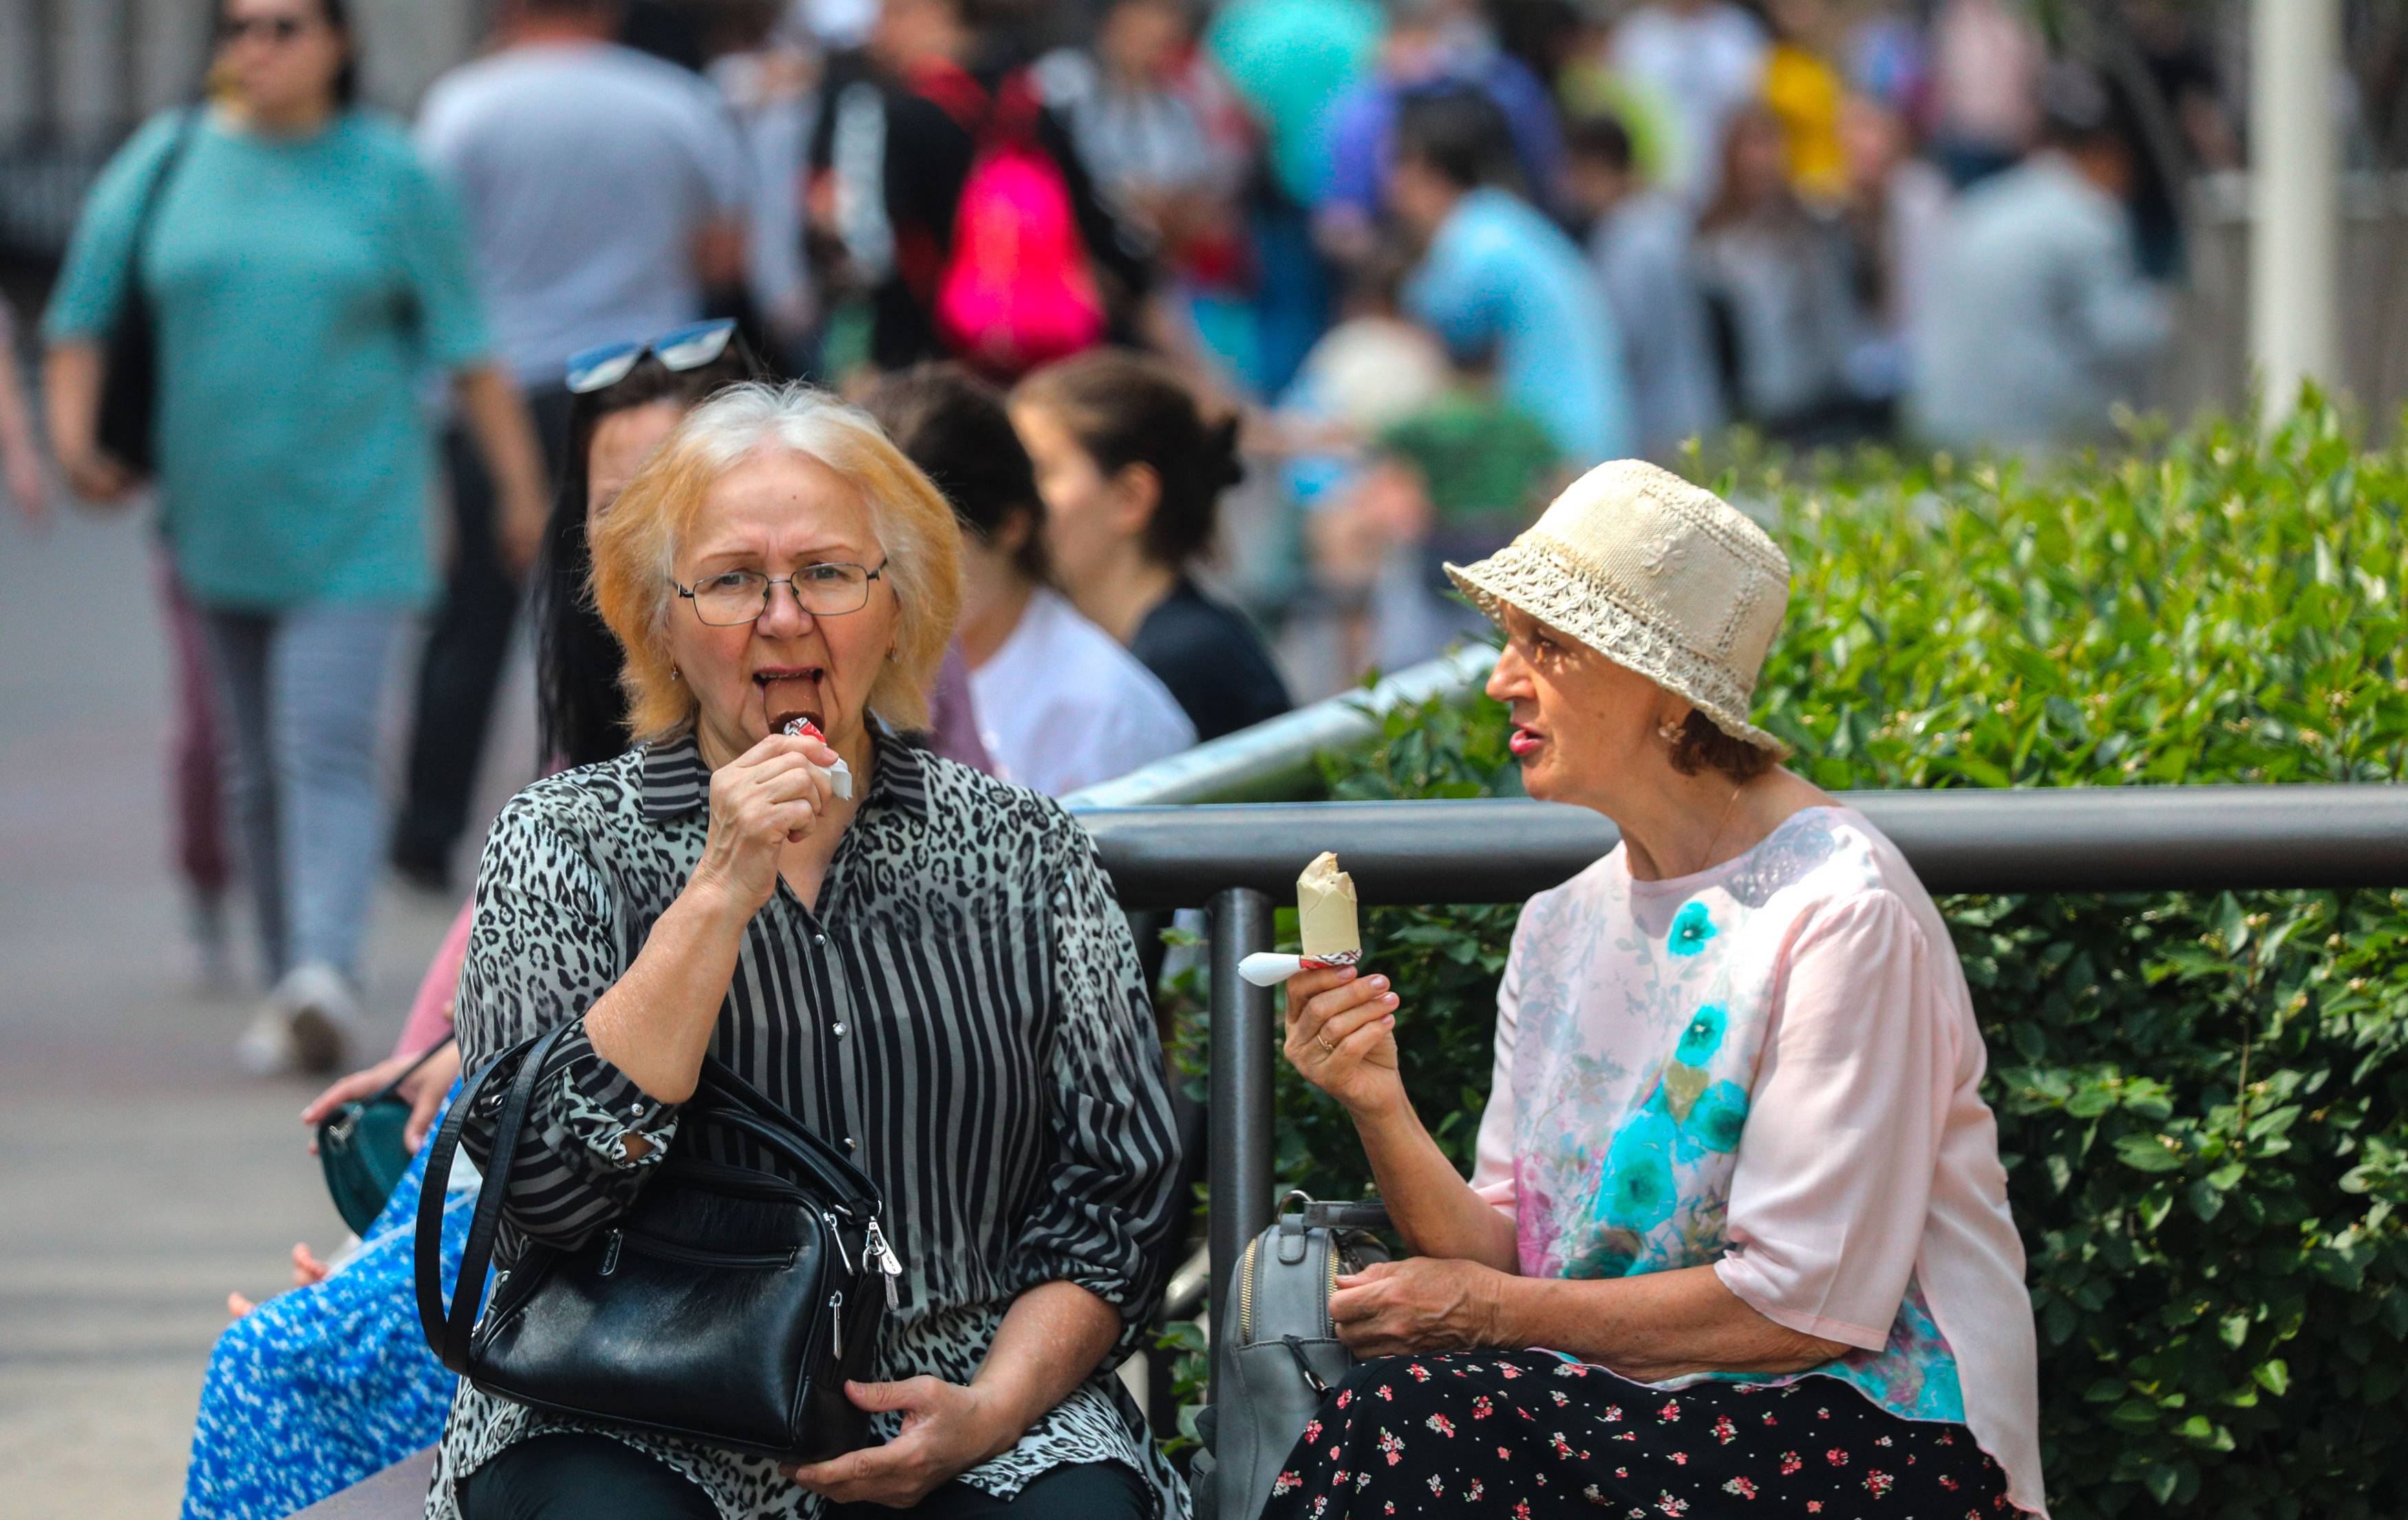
423, 735, 1189, 1519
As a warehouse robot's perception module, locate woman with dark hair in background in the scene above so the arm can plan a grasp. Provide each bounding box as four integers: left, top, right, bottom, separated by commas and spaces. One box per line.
1691, 106, 1876, 446
41, 0, 546, 1076
1010, 347, 1292, 742
864, 362, 1192, 793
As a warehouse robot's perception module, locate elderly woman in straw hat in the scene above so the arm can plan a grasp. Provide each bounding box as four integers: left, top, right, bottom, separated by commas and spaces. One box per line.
431, 382, 1184, 1520
1270, 462, 2047, 1519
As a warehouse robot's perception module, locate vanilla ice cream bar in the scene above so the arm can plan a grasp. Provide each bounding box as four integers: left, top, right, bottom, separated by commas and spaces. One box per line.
1296, 851, 1361, 963
781, 716, 854, 800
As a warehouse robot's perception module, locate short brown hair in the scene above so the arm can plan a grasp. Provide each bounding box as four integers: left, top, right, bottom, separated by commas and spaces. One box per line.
1666, 709, 1780, 784
590, 382, 963, 741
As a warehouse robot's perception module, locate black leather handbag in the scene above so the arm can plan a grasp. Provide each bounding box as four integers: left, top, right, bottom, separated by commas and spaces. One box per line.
318, 1034, 455, 1234
98, 108, 200, 480
415, 1023, 898, 1463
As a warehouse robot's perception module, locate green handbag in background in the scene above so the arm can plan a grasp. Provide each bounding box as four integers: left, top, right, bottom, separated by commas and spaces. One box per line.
317, 1035, 455, 1234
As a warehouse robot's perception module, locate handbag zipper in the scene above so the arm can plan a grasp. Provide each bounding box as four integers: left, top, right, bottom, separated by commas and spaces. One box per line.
828, 1289, 845, 1361
597, 1228, 799, 1275
864, 1217, 903, 1309
822, 1211, 855, 1276
1237, 1234, 1259, 1343
1325, 1237, 1342, 1337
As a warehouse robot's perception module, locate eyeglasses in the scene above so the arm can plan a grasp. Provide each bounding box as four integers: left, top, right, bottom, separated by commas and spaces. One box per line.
566, 319, 740, 396
217, 13, 312, 42
672, 561, 889, 625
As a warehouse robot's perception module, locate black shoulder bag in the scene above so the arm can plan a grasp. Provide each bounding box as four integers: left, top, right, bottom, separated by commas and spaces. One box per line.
97, 108, 202, 480
415, 1023, 897, 1462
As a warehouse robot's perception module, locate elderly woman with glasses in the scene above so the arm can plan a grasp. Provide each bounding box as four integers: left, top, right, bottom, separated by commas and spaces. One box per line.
1268, 462, 2047, 1519
430, 383, 1184, 1520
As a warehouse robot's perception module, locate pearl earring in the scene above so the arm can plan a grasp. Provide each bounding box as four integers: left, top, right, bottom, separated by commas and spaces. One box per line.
1657, 720, 1681, 743
671, 666, 681, 683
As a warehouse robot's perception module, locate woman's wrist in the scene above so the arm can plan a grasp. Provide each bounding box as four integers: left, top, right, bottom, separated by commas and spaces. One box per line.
1345, 1082, 1418, 1132
678, 865, 759, 929
959, 1374, 1037, 1464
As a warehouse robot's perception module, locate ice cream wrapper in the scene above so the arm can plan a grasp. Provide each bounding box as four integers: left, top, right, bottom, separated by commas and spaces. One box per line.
781, 717, 854, 800
1297, 851, 1361, 963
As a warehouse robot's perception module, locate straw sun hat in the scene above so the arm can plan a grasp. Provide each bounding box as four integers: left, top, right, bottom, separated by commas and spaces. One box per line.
1445, 460, 1793, 755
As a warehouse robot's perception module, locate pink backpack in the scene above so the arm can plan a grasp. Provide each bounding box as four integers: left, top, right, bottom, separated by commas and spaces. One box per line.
933, 73, 1107, 378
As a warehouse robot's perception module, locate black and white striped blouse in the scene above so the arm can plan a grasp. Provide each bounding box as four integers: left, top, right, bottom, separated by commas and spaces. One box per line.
427, 735, 1188, 1519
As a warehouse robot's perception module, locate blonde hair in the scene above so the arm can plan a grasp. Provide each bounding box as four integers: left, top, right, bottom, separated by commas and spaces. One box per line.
590, 381, 964, 742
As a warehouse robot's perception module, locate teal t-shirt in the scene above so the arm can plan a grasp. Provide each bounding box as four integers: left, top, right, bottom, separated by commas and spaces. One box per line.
45, 107, 490, 610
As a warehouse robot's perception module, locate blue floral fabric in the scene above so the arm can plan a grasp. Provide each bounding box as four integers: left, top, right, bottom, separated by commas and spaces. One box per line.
180, 1096, 472, 1520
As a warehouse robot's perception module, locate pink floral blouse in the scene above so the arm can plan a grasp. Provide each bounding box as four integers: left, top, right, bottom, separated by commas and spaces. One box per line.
1468, 805, 2047, 1515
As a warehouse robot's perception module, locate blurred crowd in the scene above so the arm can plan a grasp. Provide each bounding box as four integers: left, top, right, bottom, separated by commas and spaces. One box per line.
0, 0, 2235, 1069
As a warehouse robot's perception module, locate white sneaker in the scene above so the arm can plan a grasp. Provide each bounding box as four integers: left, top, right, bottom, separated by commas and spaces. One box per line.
259, 962, 361, 1076
235, 1003, 300, 1076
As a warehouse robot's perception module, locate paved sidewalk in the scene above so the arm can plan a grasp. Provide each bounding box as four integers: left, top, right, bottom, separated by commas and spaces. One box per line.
0, 502, 533, 1519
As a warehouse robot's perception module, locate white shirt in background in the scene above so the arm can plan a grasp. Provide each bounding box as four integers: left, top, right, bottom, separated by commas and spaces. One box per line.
1610, 2, 1767, 205
968, 588, 1197, 798
416, 41, 750, 387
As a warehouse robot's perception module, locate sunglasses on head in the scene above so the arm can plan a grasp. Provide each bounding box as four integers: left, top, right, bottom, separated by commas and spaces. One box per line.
218, 13, 312, 41
565, 320, 741, 396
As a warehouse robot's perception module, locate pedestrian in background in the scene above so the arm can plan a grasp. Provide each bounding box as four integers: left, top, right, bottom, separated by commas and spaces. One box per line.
1609, 0, 1768, 205
1910, 65, 2171, 453
1692, 106, 1871, 445
1385, 87, 1632, 469
866, 363, 1195, 794
807, 0, 1155, 380
1562, 111, 1723, 464
1314, 0, 1568, 266
42, 0, 544, 1074
1012, 347, 1293, 742
394, 0, 750, 892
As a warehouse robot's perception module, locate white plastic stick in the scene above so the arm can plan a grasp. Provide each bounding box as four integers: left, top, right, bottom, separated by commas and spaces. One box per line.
1236, 950, 1361, 987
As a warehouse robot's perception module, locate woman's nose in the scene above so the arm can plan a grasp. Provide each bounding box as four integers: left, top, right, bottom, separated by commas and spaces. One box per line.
754, 581, 815, 637
1487, 645, 1529, 700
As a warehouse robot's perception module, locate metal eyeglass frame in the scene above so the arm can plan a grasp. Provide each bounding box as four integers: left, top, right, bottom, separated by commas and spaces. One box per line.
671, 561, 890, 625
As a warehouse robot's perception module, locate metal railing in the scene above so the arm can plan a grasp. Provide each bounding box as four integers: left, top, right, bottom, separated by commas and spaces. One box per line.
1065, 644, 1496, 809
1069, 784, 2408, 1400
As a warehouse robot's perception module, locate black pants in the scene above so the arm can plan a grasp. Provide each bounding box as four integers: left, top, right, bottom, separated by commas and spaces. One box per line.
391, 384, 573, 885
459, 1433, 1153, 1520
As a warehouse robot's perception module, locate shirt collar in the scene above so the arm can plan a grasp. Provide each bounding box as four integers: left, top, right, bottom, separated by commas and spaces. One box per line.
638, 725, 930, 826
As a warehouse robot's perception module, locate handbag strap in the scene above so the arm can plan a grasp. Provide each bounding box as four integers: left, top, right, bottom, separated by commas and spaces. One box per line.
694, 1055, 882, 1214
415, 1021, 573, 1373
126, 109, 202, 283
370, 1031, 457, 1108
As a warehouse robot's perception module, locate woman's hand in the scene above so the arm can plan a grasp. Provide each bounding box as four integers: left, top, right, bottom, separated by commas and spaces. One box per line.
56, 444, 133, 503
1328, 1257, 1509, 1360
782, 1377, 1012, 1507
689, 730, 840, 914
1283, 964, 1403, 1117
226, 1242, 337, 1318
300, 1040, 463, 1155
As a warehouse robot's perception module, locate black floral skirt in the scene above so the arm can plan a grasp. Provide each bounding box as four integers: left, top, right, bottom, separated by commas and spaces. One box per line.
1259, 1351, 2016, 1520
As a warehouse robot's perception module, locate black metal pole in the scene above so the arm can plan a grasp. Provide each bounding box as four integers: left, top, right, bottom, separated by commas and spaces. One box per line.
1206, 886, 1275, 1404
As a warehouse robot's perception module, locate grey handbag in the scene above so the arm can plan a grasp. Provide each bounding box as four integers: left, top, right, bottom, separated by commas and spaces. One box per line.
1197, 1192, 1392, 1520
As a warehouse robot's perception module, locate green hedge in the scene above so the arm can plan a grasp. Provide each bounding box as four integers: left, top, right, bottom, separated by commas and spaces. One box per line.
1240, 403, 2408, 1519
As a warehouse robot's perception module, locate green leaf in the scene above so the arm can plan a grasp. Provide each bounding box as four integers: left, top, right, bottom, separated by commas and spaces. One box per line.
2116, 1133, 2188, 1173
2254, 1360, 2291, 1397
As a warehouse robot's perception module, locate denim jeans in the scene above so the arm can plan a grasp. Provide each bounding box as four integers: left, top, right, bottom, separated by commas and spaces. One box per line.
199, 601, 408, 985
